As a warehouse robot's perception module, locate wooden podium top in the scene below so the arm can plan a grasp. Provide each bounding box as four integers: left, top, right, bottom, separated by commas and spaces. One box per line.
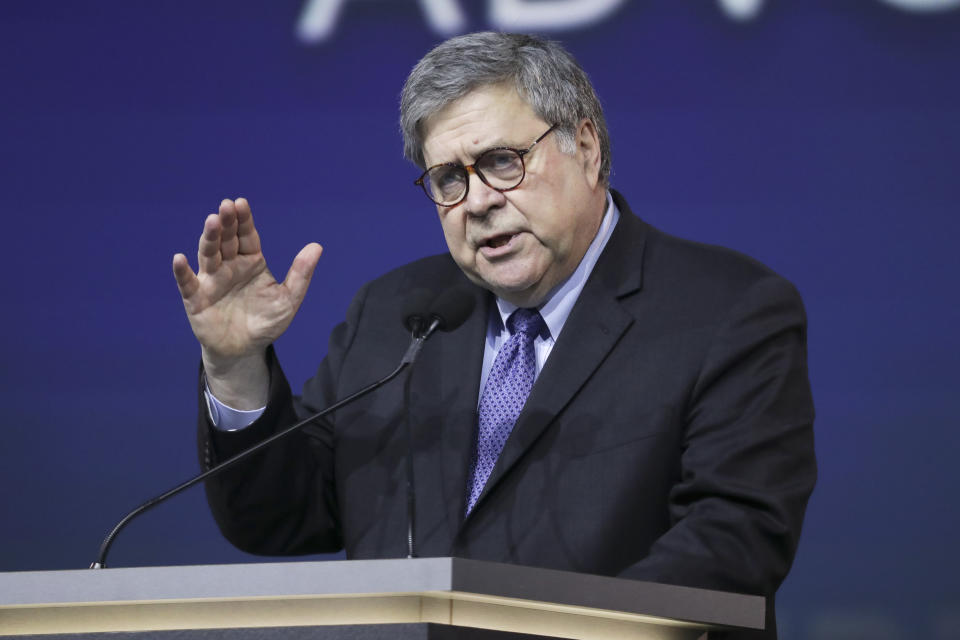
0, 557, 764, 639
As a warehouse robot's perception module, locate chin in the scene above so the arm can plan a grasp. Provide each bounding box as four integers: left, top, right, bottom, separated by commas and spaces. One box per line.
482, 272, 537, 294
491, 281, 548, 307
466, 257, 551, 304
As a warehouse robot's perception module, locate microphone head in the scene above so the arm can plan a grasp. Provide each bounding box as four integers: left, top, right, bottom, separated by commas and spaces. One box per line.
402, 288, 437, 333
428, 287, 475, 332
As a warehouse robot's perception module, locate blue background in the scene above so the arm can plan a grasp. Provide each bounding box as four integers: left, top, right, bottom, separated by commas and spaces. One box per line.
1, 2, 957, 638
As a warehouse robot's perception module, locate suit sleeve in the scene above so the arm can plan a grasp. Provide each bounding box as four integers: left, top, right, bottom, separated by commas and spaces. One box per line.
196, 283, 372, 556
619, 275, 816, 605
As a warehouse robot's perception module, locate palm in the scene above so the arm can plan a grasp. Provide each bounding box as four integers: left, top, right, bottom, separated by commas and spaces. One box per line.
173, 198, 322, 362
183, 253, 287, 359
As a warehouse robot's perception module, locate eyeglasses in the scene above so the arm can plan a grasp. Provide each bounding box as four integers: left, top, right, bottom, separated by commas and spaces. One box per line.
414, 124, 557, 207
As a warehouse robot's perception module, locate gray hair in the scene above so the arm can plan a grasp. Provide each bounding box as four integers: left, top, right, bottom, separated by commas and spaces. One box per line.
400, 32, 611, 185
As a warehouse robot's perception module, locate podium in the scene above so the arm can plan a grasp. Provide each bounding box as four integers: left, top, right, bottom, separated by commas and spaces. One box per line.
0, 557, 763, 639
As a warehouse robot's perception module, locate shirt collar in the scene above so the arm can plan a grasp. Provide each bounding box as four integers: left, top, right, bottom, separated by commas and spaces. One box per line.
494, 190, 620, 340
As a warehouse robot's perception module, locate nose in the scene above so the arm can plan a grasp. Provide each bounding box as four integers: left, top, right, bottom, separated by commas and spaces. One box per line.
462, 167, 505, 218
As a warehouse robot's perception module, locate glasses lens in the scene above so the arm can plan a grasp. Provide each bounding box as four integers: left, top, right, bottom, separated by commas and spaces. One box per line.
425, 165, 466, 205
477, 149, 524, 189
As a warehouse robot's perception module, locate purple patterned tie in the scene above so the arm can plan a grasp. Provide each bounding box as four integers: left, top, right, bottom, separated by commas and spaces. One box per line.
466, 308, 545, 515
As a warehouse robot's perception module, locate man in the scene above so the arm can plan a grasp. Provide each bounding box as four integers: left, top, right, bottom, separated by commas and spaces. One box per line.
173, 33, 815, 639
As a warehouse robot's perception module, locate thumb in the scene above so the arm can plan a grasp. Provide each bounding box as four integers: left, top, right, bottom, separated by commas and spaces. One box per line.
283, 242, 323, 304
172, 253, 200, 299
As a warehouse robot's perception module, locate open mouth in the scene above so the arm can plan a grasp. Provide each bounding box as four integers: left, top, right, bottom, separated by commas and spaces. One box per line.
486, 234, 515, 249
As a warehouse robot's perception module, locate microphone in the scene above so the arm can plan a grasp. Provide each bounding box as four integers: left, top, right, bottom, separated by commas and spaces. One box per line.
401, 288, 436, 336
427, 287, 475, 333
399, 286, 474, 365
91, 288, 474, 569
401, 287, 473, 337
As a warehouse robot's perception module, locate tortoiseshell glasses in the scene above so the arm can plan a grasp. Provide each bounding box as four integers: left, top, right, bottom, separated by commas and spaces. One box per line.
414, 124, 558, 207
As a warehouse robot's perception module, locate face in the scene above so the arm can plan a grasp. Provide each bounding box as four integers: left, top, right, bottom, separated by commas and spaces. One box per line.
421, 84, 606, 308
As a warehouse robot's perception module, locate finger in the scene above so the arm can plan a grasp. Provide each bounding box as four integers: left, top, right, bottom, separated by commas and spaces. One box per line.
172, 253, 200, 299
234, 197, 261, 256
282, 243, 323, 306
219, 198, 240, 260
198, 213, 222, 274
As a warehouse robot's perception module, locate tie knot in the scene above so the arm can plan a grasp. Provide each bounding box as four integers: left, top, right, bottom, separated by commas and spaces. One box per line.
507, 308, 545, 339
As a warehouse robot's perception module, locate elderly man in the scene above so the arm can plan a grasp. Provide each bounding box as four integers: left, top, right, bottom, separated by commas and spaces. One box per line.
173, 32, 815, 640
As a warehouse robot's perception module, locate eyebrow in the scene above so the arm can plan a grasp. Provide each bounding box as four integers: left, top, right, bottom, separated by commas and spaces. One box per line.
438, 139, 523, 166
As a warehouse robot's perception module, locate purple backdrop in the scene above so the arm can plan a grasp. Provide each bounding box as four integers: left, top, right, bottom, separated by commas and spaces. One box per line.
1, 2, 958, 637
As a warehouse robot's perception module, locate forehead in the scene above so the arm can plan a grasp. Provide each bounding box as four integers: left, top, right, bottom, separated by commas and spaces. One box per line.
421, 83, 546, 165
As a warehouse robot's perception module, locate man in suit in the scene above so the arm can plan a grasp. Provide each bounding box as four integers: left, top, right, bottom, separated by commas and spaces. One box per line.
173, 33, 815, 639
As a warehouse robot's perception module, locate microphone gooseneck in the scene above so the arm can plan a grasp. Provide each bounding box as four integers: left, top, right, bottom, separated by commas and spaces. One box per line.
402, 287, 475, 557
91, 287, 474, 569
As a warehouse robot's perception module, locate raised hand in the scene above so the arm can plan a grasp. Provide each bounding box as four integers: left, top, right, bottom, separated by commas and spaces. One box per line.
173, 198, 322, 408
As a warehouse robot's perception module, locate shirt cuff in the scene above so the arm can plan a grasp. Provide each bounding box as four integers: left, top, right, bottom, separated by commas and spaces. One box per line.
204, 382, 266, 432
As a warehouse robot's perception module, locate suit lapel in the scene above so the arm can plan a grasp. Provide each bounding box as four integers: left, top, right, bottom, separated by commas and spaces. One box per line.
464, 193, 647, 518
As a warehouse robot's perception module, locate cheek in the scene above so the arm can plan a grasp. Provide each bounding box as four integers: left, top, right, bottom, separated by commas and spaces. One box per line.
531, 212, 572, 256
439, 212, 472, 257
537, 189, 591, 252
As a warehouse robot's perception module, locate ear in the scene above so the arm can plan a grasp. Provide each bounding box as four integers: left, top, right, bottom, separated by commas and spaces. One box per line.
574, 118, 603, 190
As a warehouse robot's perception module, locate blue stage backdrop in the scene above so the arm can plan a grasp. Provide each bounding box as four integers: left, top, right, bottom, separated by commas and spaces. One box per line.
1, 2, 957, 638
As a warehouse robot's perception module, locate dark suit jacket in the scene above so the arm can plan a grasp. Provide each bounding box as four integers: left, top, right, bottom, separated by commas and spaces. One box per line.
200, 191, 816, 639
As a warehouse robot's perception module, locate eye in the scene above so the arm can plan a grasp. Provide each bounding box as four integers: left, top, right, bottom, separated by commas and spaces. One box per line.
479, 150, 522, 179
428, 166, 466, 198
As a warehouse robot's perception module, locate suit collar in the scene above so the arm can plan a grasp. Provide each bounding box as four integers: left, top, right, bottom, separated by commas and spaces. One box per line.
598, 189, 646, 299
